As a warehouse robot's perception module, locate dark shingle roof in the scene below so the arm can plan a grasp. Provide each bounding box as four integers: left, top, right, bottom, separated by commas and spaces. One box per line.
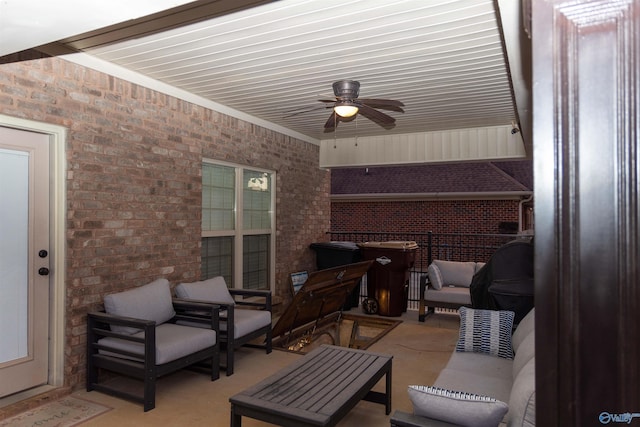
331, 161, 533, 195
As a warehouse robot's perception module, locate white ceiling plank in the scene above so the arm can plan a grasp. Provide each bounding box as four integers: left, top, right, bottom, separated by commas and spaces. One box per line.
9, 0, 528, 160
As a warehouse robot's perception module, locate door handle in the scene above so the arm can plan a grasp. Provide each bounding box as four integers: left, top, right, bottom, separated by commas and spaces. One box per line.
38, 267, 50, 276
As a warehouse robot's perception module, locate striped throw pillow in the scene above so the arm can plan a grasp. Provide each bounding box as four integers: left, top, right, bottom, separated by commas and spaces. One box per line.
456, 307, 515, 359
408, 385, 508, 427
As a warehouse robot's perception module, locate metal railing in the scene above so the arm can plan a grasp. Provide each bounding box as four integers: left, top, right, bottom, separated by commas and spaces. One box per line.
327, 231, 526, 311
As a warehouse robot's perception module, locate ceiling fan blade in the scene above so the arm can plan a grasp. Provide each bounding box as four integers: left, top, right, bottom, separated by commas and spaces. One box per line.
361, 102, 404, 113
358, 105, 397, 128
324, 111, 339, 130
358, 98, 405, 107
283, 105, 330, 118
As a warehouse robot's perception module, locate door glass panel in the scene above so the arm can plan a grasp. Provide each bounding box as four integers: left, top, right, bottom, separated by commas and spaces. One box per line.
0, 148, 29, 363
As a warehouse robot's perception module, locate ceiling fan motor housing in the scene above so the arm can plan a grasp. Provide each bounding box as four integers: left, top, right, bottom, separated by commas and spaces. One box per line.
333, 80, 360, 99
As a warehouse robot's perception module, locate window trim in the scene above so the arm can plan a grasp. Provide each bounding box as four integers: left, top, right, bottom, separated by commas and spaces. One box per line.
202, 158, 276, 292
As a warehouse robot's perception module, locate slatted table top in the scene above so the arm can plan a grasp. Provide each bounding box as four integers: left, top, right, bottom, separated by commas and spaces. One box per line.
230, 344, 393, 427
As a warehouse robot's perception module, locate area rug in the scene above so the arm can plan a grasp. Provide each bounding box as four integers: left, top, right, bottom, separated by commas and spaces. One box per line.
0, 396, 111, 427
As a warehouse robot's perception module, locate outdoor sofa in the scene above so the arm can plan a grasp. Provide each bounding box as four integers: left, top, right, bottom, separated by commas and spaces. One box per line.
391, 307, 535, 426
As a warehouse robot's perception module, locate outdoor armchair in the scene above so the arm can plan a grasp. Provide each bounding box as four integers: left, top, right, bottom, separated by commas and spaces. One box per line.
86, 278, 220, 411
175, 276, 272, 376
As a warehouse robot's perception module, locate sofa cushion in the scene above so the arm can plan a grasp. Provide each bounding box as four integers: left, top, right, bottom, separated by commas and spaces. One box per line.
104, 278, 176, 335
442, 351, 513, 384
408, 385, 508, 427
427, 263, 445, 290
507, 358, 536, 427
98, 323, 217, 365
434, 367, 512, 404
456, 307, 515, 359
175, 276, 236, 306
221, 309, 271, 338
512, 308, 535, 353
424, 286, 471, 305
433, 260, 477, 287
512, 331, 535, 379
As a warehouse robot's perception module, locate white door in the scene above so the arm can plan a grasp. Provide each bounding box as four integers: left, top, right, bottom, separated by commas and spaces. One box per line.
0, 126, 50, 397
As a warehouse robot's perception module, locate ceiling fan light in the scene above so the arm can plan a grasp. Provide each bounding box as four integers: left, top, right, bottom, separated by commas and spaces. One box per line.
334, 102, 359, 118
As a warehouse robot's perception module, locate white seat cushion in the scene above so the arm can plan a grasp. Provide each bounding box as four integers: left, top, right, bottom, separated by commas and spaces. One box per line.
98, 323, 217, 365
222, 309, 271, 339
176, 308, 271, 340
424, 286, 471, 305
443, 351, 514, 384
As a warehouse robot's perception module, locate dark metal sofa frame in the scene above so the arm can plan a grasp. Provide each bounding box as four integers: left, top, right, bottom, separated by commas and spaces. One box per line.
86, 300, 220, 411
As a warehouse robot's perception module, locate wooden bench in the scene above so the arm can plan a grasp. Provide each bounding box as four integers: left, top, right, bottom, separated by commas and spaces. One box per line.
229, 345, 393, 427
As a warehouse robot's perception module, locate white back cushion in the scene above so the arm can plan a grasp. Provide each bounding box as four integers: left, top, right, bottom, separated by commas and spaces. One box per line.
512, 308, 535, 353
507, 358, 536, 427
175, 276, 235, 305
512, 331, 535, 379
103, 278, 175, 334
433, 260, 477, 287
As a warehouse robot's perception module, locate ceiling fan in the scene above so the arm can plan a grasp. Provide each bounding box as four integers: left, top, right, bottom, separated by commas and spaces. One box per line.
318, 80, 405, 131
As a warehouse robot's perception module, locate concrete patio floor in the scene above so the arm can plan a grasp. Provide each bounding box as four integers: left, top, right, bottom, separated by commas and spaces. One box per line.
33, 312, 461, 427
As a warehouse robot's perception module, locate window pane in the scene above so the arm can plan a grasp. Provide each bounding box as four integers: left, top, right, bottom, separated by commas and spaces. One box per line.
201, 236, 233, 285
243, 235, 269, 290
202, 164, 235, 231
243, 170, 271, 230
202, 162, 274, 291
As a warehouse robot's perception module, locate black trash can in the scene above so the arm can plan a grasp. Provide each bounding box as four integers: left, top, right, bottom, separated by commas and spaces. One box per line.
488, 278, 534, 324
357, 241, 418, 317
309, 241, 362, 310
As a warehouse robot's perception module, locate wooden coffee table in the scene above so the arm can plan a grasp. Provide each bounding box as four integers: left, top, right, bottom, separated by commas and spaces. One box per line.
229, 344, 393, 427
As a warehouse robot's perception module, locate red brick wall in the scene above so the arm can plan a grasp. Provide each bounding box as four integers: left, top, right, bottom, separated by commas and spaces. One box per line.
0, 57, 329, 391
331, 199, 520, 234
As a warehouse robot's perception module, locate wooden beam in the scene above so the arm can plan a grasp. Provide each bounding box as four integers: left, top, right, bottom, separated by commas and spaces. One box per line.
533, 0, 640, 424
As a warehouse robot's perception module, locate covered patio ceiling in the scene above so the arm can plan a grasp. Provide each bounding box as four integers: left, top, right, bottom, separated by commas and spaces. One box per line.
2, 0, 531, 167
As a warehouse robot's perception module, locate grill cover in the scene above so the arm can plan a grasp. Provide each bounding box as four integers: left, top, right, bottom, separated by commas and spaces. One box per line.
470, 239, 534, 311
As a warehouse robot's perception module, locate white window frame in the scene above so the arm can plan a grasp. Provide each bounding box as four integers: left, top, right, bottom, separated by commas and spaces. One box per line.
202, 158, 276, 292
